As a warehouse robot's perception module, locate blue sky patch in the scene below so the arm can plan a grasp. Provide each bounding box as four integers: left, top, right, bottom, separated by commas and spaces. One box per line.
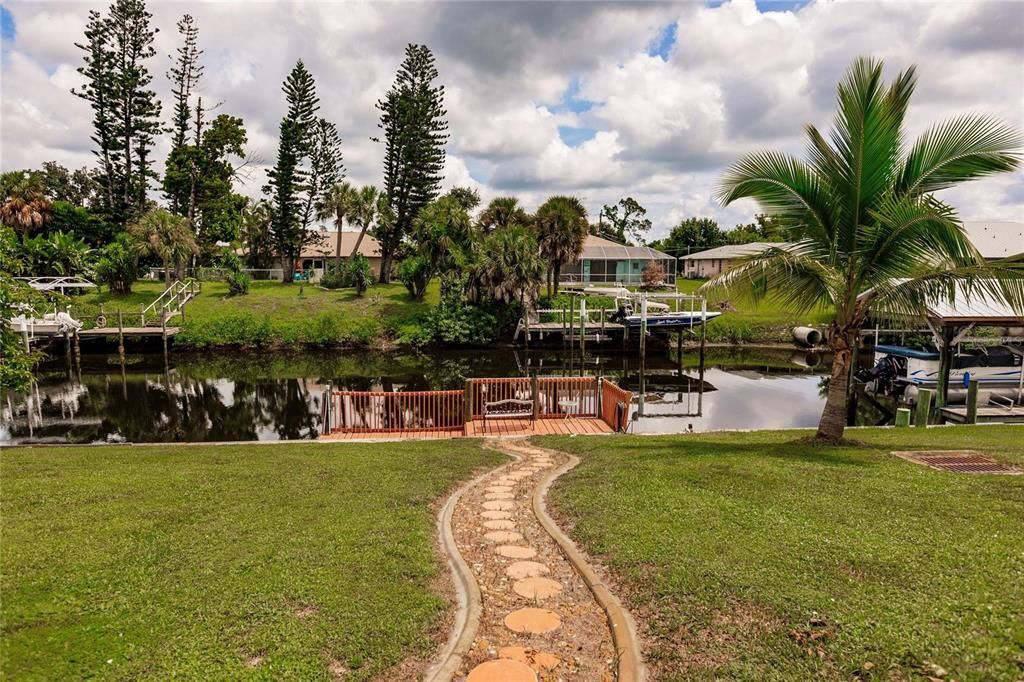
558, 125, 597, 148
550, 76, 596, 115
707, 0, 809, 11
1, 5, 15, 42
648, 21, 677, 60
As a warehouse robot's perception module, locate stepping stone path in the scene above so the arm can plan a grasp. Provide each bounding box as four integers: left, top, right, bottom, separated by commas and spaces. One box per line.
451, 439, 615, 680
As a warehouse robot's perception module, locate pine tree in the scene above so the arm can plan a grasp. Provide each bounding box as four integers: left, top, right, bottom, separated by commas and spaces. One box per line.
265, 60, 321, 282
376, 44, 448, 283
73, 10, 119, 217
74, 0, 161, 226
168, 15, 202, 152
300, 118, 344, 238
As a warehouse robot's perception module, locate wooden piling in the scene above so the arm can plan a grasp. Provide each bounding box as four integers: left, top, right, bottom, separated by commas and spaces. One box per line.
140, 304, 146, 328
161, 312, 169, 357
966, 379, 979, 424
73, 328, 81, 366
915, 388, 933, 428
895, 407, 911, 427
117, 310, 125, 362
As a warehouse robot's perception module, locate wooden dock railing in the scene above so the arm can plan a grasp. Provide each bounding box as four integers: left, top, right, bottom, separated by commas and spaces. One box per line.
321, 376, 634, 436
600, 380, 633, 433
327, 389, 464, 435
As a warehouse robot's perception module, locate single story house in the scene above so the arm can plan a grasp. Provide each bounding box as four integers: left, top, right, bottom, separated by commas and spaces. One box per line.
560, 235, 676, 285
278, 230, 385, 280
680, 242, 792, 279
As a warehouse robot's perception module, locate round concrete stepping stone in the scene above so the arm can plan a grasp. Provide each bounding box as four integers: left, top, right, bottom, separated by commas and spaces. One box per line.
506, 561, 549, 579
498, 646, 560, 672
484, 530, 524, 543
496, 545, 536, 559
485, 492, 514, 500
513, 576, 563, 600
466, 658, 537, 682
504, 608, 561, 634
480, 510, 513, 520
486, 486, 513, 493
483, 519, 516, 530
482, 500, 514, 511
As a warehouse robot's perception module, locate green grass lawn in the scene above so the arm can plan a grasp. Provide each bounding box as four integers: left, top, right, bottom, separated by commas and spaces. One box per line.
0, 440, 502, 680
72, 279, 440, 348
676, 278, 833, 343
540, 426, 1024, 681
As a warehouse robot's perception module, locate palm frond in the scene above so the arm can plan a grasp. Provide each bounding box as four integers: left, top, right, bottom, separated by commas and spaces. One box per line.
856, 194, 982, 290
716, 151, 834, 250
700, 245, 842, 313
866, 261, 1024, 321
898, 114, 1022, 196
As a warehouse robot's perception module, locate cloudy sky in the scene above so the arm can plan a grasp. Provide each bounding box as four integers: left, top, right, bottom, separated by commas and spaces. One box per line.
2, 0, 1022, 239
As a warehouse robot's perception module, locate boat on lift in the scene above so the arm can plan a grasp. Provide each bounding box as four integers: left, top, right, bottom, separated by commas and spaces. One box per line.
8, 305, 83, 337
861, 343, 1023, 390
609, 297, 722, 329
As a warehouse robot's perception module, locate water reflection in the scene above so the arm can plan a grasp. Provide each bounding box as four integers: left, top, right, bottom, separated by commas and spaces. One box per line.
1, 348, 842, 444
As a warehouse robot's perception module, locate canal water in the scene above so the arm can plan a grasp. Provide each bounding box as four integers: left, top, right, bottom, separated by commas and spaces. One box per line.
1, 347, 863, 444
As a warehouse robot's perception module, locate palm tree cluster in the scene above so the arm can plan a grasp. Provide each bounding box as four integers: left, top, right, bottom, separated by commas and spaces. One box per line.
707, 56, 1023, 442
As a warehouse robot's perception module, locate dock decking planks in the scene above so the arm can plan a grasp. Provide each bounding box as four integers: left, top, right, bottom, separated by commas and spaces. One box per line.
320, 417, 612, 441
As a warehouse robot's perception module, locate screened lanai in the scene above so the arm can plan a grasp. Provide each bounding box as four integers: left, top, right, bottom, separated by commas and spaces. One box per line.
560, 235, 676, 285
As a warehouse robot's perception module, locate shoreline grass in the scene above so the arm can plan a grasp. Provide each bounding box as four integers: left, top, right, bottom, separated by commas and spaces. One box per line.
0, 440, 502, 680
540, 426, 1024, 681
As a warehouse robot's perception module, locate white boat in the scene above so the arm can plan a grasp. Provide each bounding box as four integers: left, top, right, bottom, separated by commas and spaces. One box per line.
610, 299, 721, 329
8, 308, 83, 337
867, 343, 1023, 388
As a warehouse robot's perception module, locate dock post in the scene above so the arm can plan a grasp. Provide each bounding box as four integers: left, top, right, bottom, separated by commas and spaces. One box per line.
966, 379, 979, 424
895, 407, 911, 427
73, 328, 81, 366
325, 382, 332, 434
140, 304, 145, 328
579, 298, 586, 355
531, 374, 539, 421
161, 312, 169, 357
915, 388, 933, 427
63, 330, 72, 374
117, 310, 125, 362
463, 380, 472, 432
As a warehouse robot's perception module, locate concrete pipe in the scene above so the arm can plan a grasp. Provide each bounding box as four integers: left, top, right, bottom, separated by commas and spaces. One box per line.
789, 351, 822, 368
793, 326, 822, 346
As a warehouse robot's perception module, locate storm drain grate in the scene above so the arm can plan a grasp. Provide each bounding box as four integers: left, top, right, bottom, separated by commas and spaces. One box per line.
891, 451, 1021, 475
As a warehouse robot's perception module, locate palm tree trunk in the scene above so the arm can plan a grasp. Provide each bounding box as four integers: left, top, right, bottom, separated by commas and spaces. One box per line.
163, 257, 171, 289
553, 262, 562, 295
816, 327, 857, 442
546, 268, 552, 299
350, 225, 368, 259
334, 213, 343, 270
379, 251, 393, 284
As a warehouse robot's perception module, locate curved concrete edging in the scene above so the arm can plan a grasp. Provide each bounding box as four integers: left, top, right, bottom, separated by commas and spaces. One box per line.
423, 448, 521, 682
526, 441, 647, 682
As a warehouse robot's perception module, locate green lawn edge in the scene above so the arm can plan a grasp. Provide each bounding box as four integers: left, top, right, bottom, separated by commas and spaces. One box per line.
0, 440, 504, 681
537, 425, 1024, 681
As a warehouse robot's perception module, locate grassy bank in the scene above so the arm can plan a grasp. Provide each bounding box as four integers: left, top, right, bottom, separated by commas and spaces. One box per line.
74, 280, 440, 348
541, 426, 1024, 681
0, 440, 502, 680
677, 278, 832, 344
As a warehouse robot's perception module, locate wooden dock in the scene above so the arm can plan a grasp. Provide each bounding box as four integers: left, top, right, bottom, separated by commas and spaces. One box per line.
320, 417, 612, 441
79, 327, 181, 338
941, 405, 1024, 424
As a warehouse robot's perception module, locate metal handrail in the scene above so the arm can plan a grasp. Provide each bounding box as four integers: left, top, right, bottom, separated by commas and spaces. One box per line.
142, 279, 200, 324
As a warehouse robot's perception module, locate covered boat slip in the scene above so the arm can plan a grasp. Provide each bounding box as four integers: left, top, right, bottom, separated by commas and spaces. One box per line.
867, 280, 1024, 420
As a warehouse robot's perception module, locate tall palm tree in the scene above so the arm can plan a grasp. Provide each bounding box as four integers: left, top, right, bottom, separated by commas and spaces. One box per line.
707, 57, 1023, 442
536, 195, 588, 297
130, 208, 199, 288
349, 185, 380, 258
317, 181, 359, 269
479, 196, 530, 233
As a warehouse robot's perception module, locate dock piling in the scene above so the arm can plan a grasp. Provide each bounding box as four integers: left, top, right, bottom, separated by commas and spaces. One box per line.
915, 388, 933, 427
966, 379, 979, 424
117, 310, 125, 362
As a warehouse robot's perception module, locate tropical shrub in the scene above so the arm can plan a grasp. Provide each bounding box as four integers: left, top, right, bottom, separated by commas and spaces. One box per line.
225, 270, 250, 296
398, 255, 432, 299
94, 234, 143, 295
345, 254, 373, 296
319, 263, 346, 290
